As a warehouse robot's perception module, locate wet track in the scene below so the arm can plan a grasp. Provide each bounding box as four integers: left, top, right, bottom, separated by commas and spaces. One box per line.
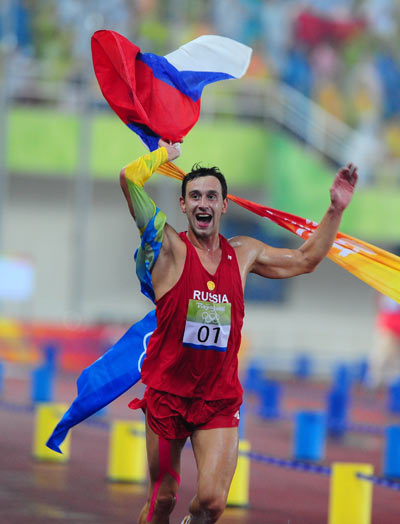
1, 371, 399, 524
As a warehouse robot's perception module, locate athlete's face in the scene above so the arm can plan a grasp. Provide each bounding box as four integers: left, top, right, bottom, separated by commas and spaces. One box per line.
180, 176, 228, 238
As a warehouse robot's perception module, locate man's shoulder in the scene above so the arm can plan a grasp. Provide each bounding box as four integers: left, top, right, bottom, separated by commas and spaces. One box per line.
228, 235, 255, 250
228, 235, 264, 272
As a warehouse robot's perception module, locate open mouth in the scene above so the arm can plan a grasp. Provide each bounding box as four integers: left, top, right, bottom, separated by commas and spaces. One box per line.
196, 213, 212, 225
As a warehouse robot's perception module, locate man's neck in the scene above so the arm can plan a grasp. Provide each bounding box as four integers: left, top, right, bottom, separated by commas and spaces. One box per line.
187, 229, 221, 253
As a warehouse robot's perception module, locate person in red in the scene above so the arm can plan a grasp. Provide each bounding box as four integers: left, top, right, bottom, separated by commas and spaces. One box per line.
120, 139, 358, 524
369, 293, 400, 387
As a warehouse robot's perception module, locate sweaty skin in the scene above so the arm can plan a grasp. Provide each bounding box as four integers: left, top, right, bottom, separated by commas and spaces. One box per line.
120, 141, 357, 524
149, 142, 357, 301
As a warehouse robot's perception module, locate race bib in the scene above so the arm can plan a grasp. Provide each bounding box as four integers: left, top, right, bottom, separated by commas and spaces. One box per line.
182, 299, 231, 351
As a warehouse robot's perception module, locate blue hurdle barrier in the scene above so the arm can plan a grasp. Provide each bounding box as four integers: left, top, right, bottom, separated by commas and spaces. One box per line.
327, 387, 350, 438
293, 354, 313, 380
258, 379, 281, 419
387, 378, 400, 414
293, 410, 327, 462
383, 425, 400, 479
31, 364, 55, 403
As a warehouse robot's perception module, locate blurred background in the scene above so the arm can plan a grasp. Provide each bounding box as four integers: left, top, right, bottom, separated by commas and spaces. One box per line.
1, 0, 400, 377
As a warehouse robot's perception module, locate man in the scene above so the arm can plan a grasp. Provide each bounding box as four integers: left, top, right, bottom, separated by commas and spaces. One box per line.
120, 139, 357, 524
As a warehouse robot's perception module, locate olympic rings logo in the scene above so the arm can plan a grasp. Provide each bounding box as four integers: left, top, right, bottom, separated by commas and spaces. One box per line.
201, 310, 219, 323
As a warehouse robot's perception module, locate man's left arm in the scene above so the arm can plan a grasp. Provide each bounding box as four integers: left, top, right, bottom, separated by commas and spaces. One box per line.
295, 162, 358, 271
243, 163, 358, 279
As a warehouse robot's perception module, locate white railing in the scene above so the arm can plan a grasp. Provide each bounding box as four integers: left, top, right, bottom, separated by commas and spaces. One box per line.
5, 69, 386, 180
200, 79, 385, 178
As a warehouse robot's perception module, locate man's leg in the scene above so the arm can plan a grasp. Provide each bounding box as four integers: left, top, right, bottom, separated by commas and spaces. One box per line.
138, 415, 186, 524
185, 427, 239, 523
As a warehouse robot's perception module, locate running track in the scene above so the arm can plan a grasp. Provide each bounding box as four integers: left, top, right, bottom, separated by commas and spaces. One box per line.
1, 371, 399, 523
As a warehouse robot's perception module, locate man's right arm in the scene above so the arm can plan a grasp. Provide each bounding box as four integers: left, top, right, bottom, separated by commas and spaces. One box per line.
119, 141, 183, 302
120, 143, 179, 231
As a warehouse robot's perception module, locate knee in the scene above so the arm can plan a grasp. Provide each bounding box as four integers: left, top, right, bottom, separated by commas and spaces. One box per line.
154, 492, 177, 515
197, 493, 226, 521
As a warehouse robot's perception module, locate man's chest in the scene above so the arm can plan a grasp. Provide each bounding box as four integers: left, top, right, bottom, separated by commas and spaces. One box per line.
194, 248, 222, 275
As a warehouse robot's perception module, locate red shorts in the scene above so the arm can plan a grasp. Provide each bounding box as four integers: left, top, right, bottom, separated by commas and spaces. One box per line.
129, 387, 242, 440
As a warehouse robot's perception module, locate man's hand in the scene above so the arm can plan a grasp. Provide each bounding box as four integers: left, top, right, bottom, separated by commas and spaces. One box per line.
159, 138, 182, 162
330, 163, 358, 212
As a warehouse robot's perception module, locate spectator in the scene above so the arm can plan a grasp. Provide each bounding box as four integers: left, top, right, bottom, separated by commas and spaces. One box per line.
0, 0, 33, 54
362, 0, 398, 39
368, 293, 400, 387
375, 51, 400, 119
281, 45, 313, 98
260, 0, 296, 76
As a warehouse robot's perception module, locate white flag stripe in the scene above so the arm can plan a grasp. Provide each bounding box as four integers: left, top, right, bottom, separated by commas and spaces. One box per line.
165, 35, 252, 78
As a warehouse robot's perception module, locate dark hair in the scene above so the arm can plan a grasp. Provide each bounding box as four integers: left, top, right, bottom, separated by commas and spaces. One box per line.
182, 164, 228, 200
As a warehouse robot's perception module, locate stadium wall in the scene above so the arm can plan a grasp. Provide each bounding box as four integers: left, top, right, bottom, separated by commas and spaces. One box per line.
3, 173, 376, 372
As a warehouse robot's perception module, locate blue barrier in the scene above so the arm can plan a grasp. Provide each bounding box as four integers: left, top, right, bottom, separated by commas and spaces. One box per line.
326, 387, 350, 438
31, 365, 55, 403
293, 354, 312, 379
244, 363, 265, 395
387, 378, 400, 414
333, 363, 352, 391
293, 411, 326, 462
43, 343, 59, 370
258, 380, 281, 419
384, 425, 400, 478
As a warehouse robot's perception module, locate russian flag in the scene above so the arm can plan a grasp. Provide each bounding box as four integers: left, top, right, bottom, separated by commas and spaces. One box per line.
91, 31, 252, 150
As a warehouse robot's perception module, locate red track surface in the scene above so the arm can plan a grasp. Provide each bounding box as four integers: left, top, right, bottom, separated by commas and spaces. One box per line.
1, 372, 400, 523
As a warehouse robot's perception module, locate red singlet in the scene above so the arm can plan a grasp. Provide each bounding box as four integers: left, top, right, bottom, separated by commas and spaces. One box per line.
140, 232, 244, 401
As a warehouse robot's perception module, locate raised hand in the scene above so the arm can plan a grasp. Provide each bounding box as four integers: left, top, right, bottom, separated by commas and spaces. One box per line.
159, 138, 182, 162
330, 163, 358, 212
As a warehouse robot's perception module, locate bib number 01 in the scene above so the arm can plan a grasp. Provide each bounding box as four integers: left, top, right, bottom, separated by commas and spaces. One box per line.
183, 299, 231, 352
197, 325, 221, 344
